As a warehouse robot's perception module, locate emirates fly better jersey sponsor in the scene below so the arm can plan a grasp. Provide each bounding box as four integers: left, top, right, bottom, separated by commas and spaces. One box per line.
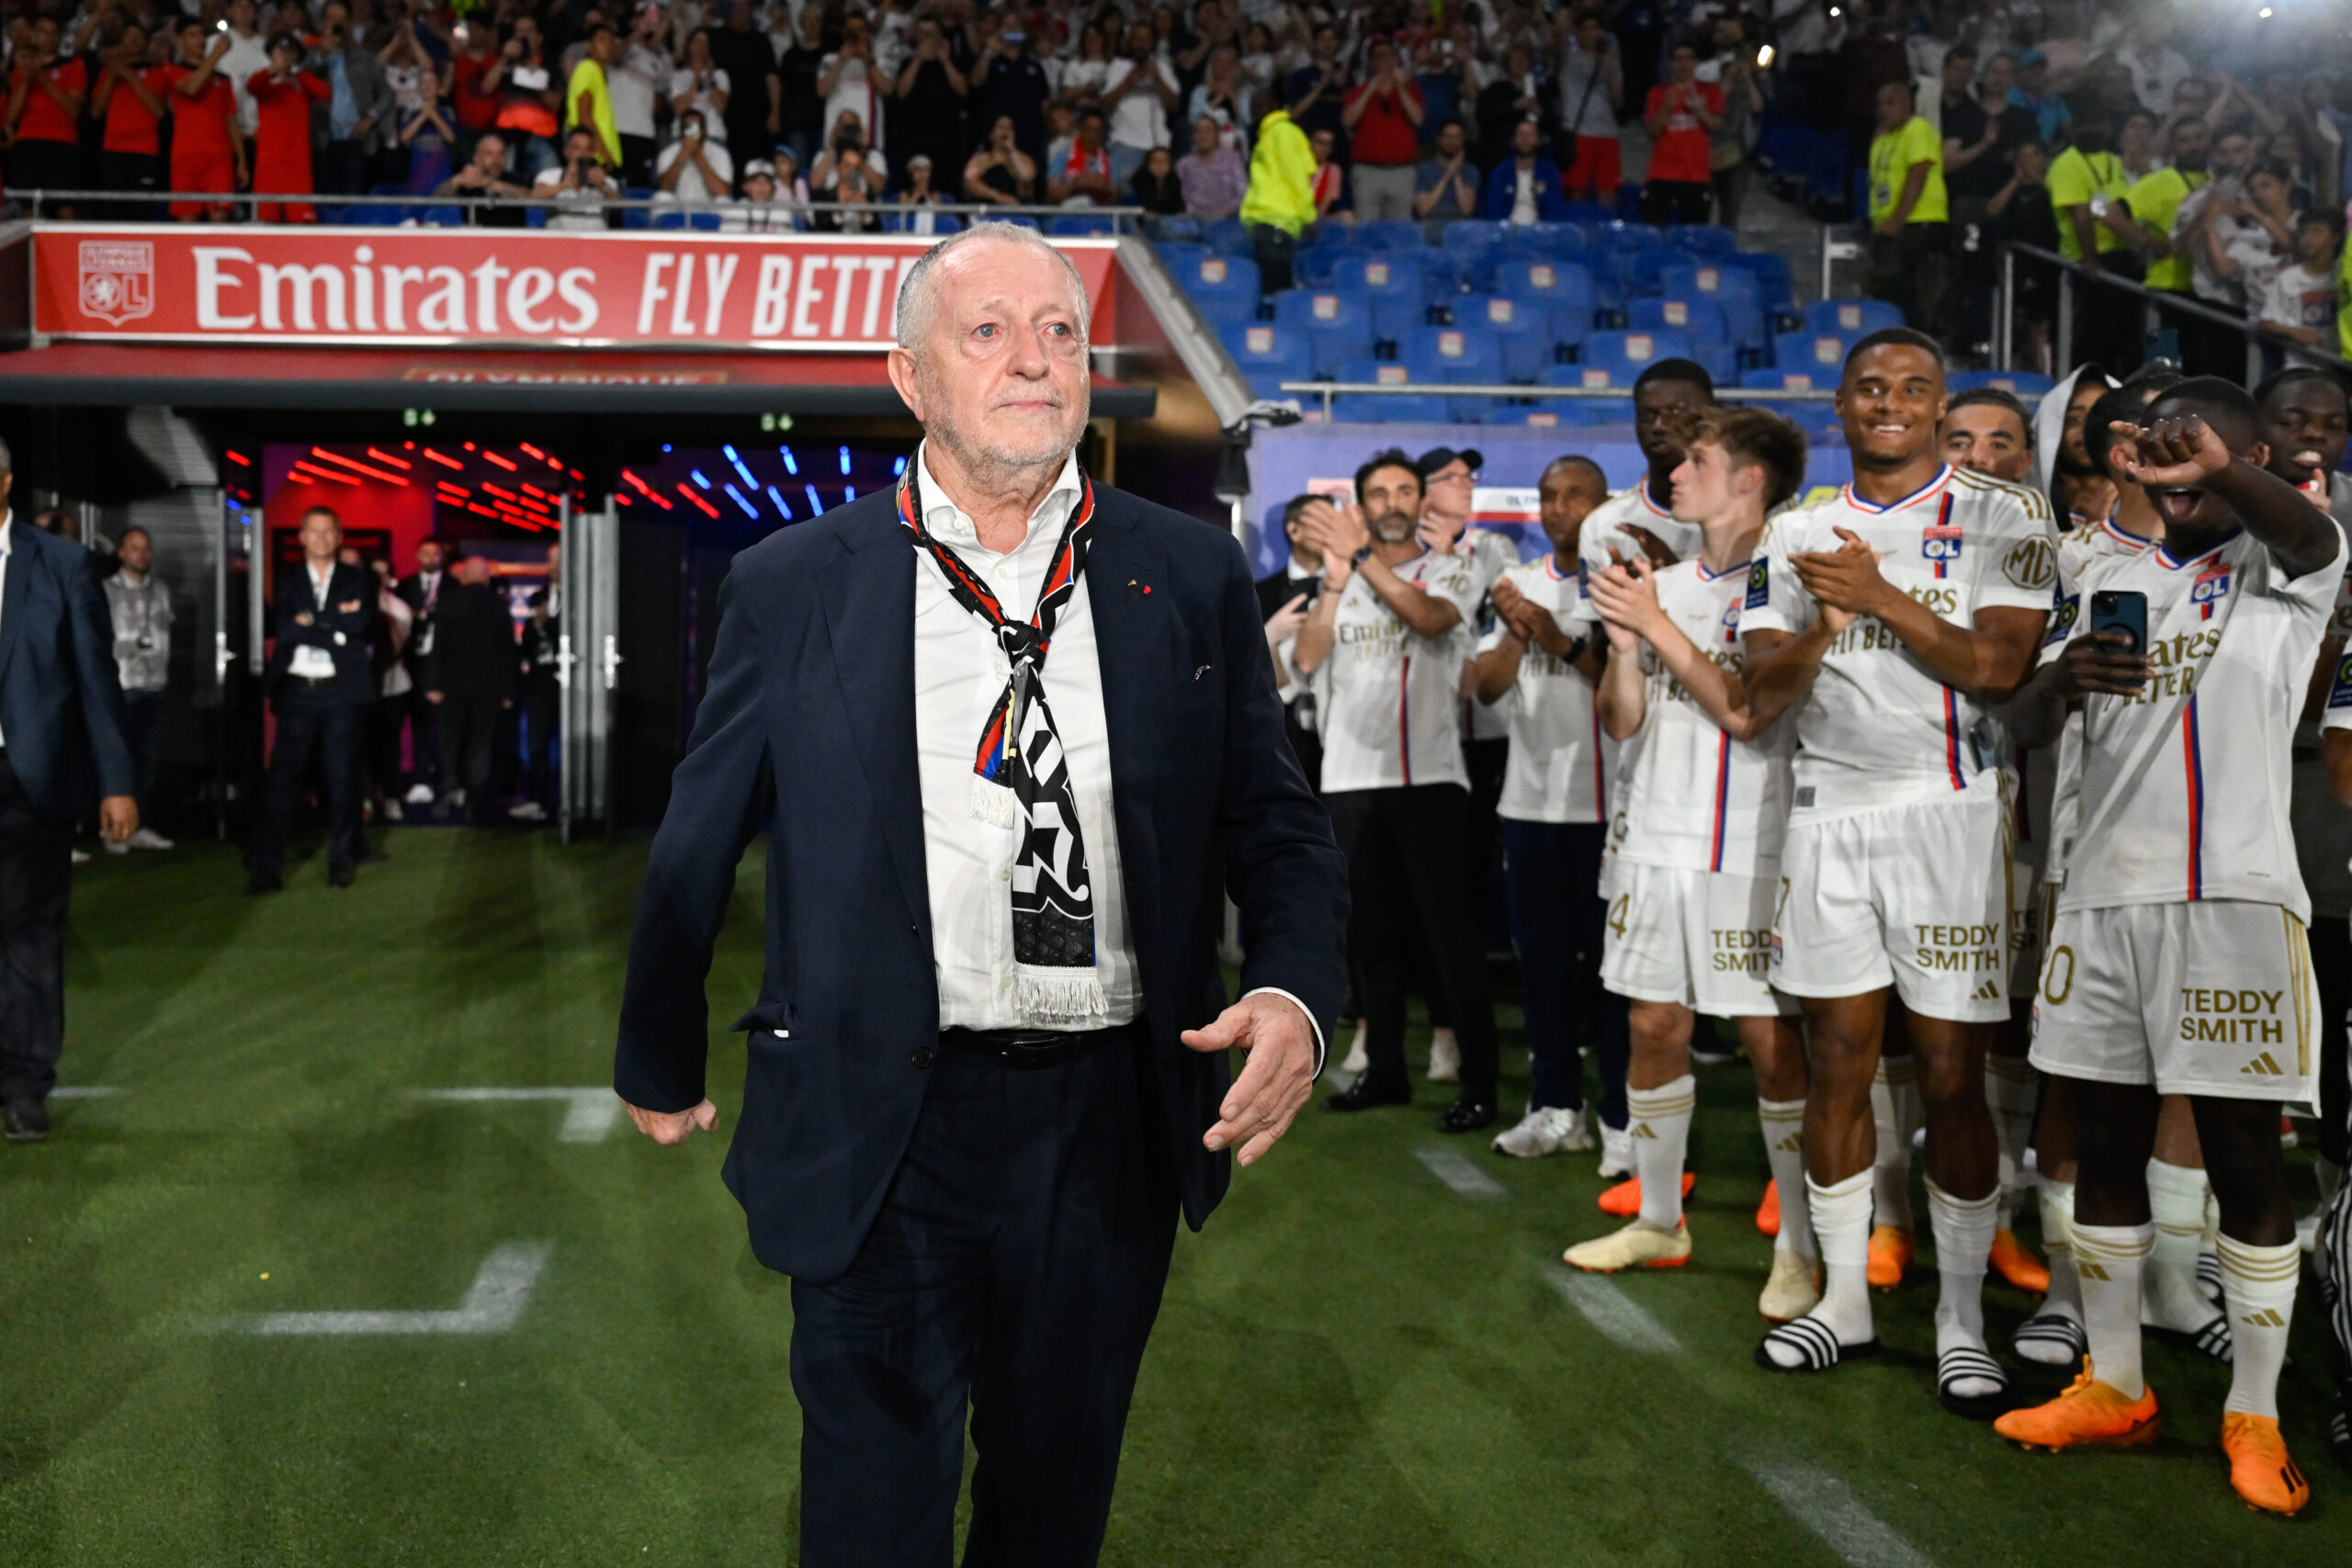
1743, 465, 2056, 816
2059, 525, 2346, 918
1611, 558, 1795, 875
1315, 549, 1483, 792
1480, 558, 1613, 823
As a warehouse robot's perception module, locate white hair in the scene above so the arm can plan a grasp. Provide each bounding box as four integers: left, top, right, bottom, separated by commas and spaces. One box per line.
892, 221, 1093, 354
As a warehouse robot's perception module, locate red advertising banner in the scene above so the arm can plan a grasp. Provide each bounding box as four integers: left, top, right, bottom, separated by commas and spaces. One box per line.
31, 225, 1120, 352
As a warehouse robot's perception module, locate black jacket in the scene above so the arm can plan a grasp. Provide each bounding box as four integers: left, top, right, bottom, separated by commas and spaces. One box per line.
615, 482, 1349, 1282
422, 580, 521, 702
0, 517, 134, 818
265, 559, 378, 706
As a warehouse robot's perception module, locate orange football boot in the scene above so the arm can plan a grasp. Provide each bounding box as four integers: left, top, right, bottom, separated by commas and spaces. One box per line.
1989, 1227, 2051, 1293
1867, 1224, 1914, 1290
1995, 1366, 2161, 1450
1598, 1170, 1696, 1216
2220, 1413, 2310, 1516
1757, 1178, 1781, 1237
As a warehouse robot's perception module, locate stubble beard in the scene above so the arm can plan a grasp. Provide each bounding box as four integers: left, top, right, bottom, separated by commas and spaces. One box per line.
1369, 508, 1418, 545
920, 363, 1091, 491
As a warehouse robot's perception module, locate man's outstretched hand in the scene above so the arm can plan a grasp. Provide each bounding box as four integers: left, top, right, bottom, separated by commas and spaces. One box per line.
1182, 992, 1318, 1168
623, 1098, 719, 1144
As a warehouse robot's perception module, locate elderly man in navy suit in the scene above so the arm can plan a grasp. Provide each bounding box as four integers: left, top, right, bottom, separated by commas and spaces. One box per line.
0, 439, 137, 1143
615, 222, 1349, 1567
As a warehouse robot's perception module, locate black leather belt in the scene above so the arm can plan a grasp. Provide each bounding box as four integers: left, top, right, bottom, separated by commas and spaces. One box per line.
935, 1022, 1131, 1069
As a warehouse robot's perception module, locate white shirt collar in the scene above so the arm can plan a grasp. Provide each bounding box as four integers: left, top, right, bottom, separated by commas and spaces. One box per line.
1286, 557, 1317, 581
912, 440, 1081, 557
0, 510, 13, 558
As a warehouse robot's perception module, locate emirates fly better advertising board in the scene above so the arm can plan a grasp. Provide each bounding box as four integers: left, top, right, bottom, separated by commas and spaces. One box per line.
33, 227, 1119, 351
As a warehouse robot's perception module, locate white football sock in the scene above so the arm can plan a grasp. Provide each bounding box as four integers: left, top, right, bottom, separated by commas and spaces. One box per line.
2217, 1235, 2300, 1420
1871, 1057, 1917, 1232
1926, 1178, 2000, 1398
2073, 1220, 2153, 1399
1631, 1077, 1696, 1231
2143, 1158, 2217, 1332
1984, 1055, 2039, 1229
1809, 1169, 1874, 1343
2037, 1177, 2083, 1324
1758, 1097, 1815, 1260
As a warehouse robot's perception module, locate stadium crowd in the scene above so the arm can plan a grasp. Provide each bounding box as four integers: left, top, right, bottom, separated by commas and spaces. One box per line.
0, 0, 2343, 363
1254, 336, 2352, 1511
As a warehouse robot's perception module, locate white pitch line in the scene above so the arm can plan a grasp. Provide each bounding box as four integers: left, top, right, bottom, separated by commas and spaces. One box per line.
1414, 1144, 1507, 1201
1541, 1261, 1683, 1353
413, 1088, 621, 1142
52, 1087, 121, 1099
214, 1241, 553, 1337
1740, 1456, 1933, 1568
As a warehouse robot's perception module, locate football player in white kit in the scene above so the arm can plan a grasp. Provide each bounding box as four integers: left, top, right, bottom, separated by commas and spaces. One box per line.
1739, 331, 2054, 1422
1999, 382, 2341, 1517
1292, 451, 1505, 1133
1560, 409, 1821, 1325
1474, 456, 1622, 1158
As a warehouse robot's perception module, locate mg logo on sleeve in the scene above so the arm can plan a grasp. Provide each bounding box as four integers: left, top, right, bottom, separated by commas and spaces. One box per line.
77, 241, 154, 325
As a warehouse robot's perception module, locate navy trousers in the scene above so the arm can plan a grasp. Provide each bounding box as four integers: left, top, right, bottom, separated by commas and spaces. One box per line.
787, 1021, 1179, 1567
1500, 817, 1628, 1128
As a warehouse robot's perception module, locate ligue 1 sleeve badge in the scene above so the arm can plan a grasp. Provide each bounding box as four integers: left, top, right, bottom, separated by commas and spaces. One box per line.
77, 240, 154, 326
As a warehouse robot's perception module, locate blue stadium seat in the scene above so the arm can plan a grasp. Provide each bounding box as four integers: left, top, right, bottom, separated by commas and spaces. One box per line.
621, 186, 655, 229
1357, 220, 1429, 252
1949, 368, 2058, 398
1665, 223, 1738, 257
1774, 329, 1860, 375
1536, 365, 1637, 424
1333, 391, 1452, 423
1220, 320, 1314, 380
1658, 262, 1759, 305
1441, 220, 1506, 268
1723, 251, 1796, 311
1175, 252, 1261, 326
1047, 213, 1116, 236
1580, 327, 1696, 386
1596, 221, 1667, 254
1398, 322, 1505, 384
1629, 296, 1728, 346
1559, 200, 1614, 228
1455, 294, 1558, 380
1804, 298, 1904, 335
1295, 233, 1358, 286
1492, 258, 1597, 319
1416, 247, 1465, 306
1148, 216, 1203, 243
1496, 220, 1589, 257
1271, 288, 1376, 377
1201, 217, 1251, 254
420, 205, 465, 227
1154, 241, 1210, 276
1332, 253, 1428, 341
997, 214, 1043, 230
1740, 367, 1842, 432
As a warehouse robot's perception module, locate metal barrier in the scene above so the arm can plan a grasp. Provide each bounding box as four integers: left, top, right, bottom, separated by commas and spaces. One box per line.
1995, 242, 2347, 383
1276, 378, 1853, 421
2, 187, 1151, 231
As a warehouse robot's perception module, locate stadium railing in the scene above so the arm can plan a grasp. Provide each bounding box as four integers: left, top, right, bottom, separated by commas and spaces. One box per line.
1995, 241, 2350, 383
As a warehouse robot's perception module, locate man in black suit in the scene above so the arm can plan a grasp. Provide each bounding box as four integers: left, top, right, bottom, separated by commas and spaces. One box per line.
422, 555, 519, 823
0, 440, 137, 1142
390, 536, 449, 808
252, 506, 377, 893
615, 223, 1347, 1567
1255, 492, 1327, 787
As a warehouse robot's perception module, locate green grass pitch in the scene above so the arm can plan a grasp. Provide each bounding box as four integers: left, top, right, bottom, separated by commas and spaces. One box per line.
1, 830, 2341, 1564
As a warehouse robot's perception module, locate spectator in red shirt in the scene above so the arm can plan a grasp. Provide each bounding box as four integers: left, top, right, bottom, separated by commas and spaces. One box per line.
164, 19, 246, 222
1640, 41, 1722, 226
1342, 39, 1423, 223
248, 33, 332, 222
447, 17, 503, 160
94, 21, 173, 217
1309, 126, 1346, 222
1048, 106, 1116, 204
7, 17, 92, 217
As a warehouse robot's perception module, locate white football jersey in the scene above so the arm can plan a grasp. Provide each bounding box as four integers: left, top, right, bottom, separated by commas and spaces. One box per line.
1613, 557, 1795, 876
1480, 558, 1614, 823
1453, 528, 1526, 742
1742, 464, 2056, 818
2034, 510, 2159, 883
2060, 525, 2346, 918
1316, 548, 1483, 793
1566, 483, 1706, 629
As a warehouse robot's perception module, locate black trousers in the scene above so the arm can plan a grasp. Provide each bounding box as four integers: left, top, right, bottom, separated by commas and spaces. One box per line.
0, 752, 71, 1105
120, 688, 166, 824
524, 679, 559, 807
393, 683, 438, 792
1325, 784, 1499, 1098
2313, 916, 2349, 1170
789, 1022, 1177, 1568
254, 690, 364, 876
1639, 178, 1713, 227
436, 695, 503, 815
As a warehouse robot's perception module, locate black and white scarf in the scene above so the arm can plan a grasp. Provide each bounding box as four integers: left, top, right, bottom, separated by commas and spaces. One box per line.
898, 461, 1105, 1021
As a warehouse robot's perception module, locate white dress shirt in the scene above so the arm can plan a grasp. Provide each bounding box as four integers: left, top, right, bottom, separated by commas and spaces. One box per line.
910, 443, 1324, 1062
288, 561, 338, 679
0, 512, 12, 748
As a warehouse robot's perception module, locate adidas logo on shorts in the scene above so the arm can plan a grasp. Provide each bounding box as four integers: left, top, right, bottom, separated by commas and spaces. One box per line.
2240, 1053, 2285, 1077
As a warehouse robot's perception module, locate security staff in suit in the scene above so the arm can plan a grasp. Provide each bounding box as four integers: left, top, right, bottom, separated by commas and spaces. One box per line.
614, 224, 1348, 1568
1255, 492, 1327, 787
251, 506, 377, 893
422, 554, 520, 823
0, 439, 137, 1143
390, 536, 449, 804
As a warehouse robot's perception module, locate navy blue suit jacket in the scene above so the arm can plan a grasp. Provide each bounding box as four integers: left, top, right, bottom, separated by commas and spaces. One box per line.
0, 517, 134, 821
615, 482, 1350, 1282
264, 560, 379, 705
1481, 158, 1573, 222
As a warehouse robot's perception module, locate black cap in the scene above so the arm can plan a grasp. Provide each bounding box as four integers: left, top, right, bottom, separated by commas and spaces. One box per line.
1414, 446, 1484, 479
